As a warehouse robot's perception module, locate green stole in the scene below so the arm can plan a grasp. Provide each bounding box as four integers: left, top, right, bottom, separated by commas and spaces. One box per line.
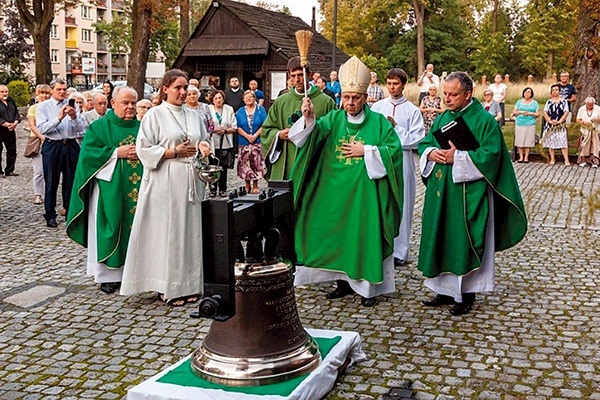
417, 98, 527, 278
291, 107, 403, 283
261, 86, 334, 180
66, 110, 143, 268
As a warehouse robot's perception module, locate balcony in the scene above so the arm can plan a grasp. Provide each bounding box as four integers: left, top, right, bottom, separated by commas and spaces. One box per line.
97, 64, 108, 73
96, 0, 107, 8
112, 66, 126, 74
112, 0, 123, 10
97, 42, 108, 52
65, 15, 76, 25
65, 39, 78, 48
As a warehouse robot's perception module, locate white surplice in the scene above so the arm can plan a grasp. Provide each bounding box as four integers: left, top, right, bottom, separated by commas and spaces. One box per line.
289, 112, 396, 298
371, 97, 425, 262
420, 148, 496, 303
86, 151, 123, 283
121, 102, 208, 299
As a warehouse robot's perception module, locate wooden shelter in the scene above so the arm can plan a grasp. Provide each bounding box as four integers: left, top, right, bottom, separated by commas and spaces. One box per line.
173, 0, 349, 105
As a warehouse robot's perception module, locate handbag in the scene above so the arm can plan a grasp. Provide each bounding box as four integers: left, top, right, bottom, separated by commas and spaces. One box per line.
217, 134, 235, 169
23, 136, 42, 158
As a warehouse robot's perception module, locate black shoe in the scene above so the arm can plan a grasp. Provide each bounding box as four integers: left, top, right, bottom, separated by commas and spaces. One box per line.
422, 294, 455, 307
361, 296, 377, 307
46, 218, 58, 228
394, 257, 408, 266
4, 172, 19, 177
325, 280, 354, 299
449, 293, 475, 316
100, 282, 116, 294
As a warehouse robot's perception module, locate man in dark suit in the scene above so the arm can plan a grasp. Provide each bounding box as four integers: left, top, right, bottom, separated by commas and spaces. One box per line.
0, 85, 21, 177
315, 77, 336, 102
224, 77, 244, 112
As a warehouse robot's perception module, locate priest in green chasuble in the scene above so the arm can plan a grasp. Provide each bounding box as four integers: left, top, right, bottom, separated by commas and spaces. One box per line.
67, 86, 143, 295
261, 56, 335, 181
290, 56, 404, 307
417, 71, 527, 316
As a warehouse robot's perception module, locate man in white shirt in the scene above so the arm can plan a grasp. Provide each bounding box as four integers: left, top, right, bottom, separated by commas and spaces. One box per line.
417, 64, 440, 106
82, 93, 108, 126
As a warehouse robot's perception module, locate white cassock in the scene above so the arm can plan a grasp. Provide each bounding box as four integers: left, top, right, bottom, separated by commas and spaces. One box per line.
86, 151, 123, 283
420, 148, 496, 303
371, 97, 425, 262
289, 112, 396, 298
121, 102, 207, 300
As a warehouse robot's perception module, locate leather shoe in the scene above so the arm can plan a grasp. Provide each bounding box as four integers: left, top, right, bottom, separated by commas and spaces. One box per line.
100, 282, 116, 294
4, 172, 19, 177
394, 257, 408, 266
325, 281, 354, 299
422, 294, 455, 307
46, 218, 58, 228
450, 293, 475, 315
361, 296, 377, 307
450, 302, 473, 316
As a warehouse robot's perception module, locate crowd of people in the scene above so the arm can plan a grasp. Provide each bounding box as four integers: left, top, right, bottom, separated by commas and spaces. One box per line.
2, 56, 597, 315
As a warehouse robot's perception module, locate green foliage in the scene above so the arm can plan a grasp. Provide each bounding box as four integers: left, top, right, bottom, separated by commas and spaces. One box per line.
149, 15, 180, 65
6, 80, 32, 107
517, 0, 576, 79
94, 10, 132, 55
471, 3, 513, 78
361, 55, 390, 80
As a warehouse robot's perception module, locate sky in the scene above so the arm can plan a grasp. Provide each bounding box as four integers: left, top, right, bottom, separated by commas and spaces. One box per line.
245, 0, 322, 26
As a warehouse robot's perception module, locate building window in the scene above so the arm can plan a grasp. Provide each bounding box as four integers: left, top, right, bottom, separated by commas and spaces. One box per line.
82, 52, 92, 58
50, 25, 59, 39
81, 5, 92, 19
82, 29, 92, 42
51, 50, 59, 63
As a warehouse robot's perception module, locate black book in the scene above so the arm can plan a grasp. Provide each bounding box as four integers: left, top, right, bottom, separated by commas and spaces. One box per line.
432, 116, 480, 151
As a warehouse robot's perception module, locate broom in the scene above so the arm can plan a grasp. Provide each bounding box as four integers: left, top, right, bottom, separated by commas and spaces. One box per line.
295, 30, 314, 99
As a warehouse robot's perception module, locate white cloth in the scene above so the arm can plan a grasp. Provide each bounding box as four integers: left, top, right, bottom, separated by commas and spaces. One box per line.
209, 104, 237, 150
371, 97, 425, 261
126, 328, 367, 400
121, 102, 208, 299
87, 150, 123, 283
420, 149, 496, 303
32, 153, 44, 195
289, 111, 393, 297
82, 109, 103, 126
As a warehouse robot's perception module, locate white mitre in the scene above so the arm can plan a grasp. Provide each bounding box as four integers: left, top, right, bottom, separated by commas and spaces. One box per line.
338, 56, 371, 94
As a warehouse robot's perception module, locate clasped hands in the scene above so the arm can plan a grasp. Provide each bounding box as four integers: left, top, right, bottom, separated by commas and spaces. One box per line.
176, 139, 212, 158
117, 144, 138, 160
428, 141, 456, 165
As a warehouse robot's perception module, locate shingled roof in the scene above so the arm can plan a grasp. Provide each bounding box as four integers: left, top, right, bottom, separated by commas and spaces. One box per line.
176, 0, 349, 74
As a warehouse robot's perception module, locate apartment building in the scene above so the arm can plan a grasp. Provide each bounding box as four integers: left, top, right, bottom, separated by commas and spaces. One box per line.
6, 0, 129, 87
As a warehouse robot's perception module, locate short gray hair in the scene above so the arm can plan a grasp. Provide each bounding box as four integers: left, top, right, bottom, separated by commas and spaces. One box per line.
585, 96, 596, 104
49, 78, 66, 88
445, 71, 474, 94
187, 85, 200, 94
113, 86, 138, 100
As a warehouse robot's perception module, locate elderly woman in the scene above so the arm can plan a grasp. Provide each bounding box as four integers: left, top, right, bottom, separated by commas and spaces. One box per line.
419, 84, 443, 133
542, 84, 570, 166
150, 92, 162, 107
135, 99, 152, 121
576, 96, 600, 168
208, 90, 237, 197
482, 89, 503, 127
68, 92, 85, 114
236, 90, 267, 194
121, 69, 212, 307
82, 91, 94, 112
511, 87, 540, 163
27, 84, 52, 204
184, 85, 214, 135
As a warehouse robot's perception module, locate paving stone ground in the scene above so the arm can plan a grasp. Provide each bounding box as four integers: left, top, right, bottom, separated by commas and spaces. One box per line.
1, 124, 599, 399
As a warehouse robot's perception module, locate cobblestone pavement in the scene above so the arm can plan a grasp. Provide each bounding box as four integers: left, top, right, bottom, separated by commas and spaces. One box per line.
1, 124, 599, 399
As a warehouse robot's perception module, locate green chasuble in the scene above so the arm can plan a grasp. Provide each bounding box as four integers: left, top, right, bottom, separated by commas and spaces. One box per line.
66, 110, 143, 268
417, 98, 527, 279
261, 85, 334, 180
291, 107, 403, 283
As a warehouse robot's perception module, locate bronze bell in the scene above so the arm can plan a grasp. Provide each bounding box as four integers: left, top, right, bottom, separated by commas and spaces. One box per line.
191, 259, 320, 386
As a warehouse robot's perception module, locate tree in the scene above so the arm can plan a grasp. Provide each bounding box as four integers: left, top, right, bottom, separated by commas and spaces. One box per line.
573, 0, 600, 110
127, 0, 153, 98
517, 0, 576, 80
0, 1, 34, 81
15, 0, 55, 84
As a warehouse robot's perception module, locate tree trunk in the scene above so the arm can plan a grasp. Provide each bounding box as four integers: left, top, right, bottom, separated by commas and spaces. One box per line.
547, 50, 553, 80
15, 0, 54, 85
413, 0, 425, 77
492, 0, 499, 33
179, 0, 190, 50
573, 0, 600, 111
127, 0, 153, 99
